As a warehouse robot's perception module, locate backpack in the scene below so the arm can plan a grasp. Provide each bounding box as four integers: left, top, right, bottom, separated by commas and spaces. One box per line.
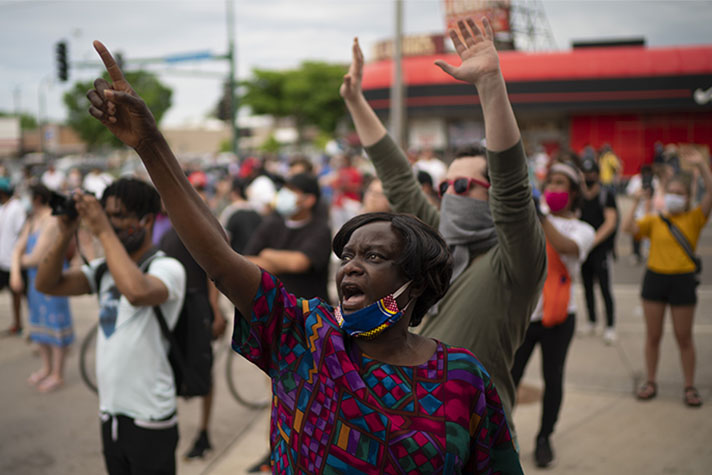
542, 239, 571, 327
93, 249, 213, 398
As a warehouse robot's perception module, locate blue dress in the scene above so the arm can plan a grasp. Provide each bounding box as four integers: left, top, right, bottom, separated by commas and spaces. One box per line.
27, 230, 74, 347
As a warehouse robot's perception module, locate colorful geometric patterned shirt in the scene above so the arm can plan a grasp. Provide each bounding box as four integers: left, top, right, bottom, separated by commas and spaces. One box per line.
232, 271, 522, 474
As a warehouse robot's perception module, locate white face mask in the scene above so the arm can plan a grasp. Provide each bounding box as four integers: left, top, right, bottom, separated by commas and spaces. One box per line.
664, 193, 687, 214
274, 188, 299, 217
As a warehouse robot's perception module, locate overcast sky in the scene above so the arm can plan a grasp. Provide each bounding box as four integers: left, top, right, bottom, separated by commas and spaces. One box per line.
1, 0, 711, 126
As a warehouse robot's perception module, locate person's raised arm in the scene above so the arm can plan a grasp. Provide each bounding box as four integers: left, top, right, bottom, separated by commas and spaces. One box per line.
87, 41, 260, 315
434, 18, 519, 152
436, 18, 544, 288
19, 217, 60, 268
622, 189, 648, 236
682, 148, 712, 218
540, 216, 580, 257
340, 38, 439, 227
340, 38, 387, 147
35, 217, 92, 296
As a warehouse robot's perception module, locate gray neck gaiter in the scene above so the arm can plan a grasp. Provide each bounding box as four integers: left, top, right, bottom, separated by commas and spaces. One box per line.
438, 193, 498, 282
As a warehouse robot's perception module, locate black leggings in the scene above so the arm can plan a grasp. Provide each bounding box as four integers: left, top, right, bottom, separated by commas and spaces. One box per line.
511, 314, 576, 439
581, 250, 615, 328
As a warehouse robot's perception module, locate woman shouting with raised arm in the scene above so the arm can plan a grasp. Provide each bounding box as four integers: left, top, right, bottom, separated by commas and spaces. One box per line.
86, 22, 522, 473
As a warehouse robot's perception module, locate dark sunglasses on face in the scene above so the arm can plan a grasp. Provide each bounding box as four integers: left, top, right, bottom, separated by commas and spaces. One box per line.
437, 177, 491, 197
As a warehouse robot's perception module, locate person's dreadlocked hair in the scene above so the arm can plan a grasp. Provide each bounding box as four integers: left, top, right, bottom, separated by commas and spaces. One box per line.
332, 212, 453, 327
101, 177, 161, 218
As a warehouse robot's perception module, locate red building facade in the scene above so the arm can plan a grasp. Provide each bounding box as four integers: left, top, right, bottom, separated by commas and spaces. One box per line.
362, 44, 712, 175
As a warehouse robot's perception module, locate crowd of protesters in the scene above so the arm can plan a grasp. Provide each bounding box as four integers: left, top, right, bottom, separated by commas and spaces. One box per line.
2, 107, 710, 474
0, 20, 710, 474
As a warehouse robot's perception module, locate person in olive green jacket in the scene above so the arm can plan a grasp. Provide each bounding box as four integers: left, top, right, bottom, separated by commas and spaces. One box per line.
340, 18, 546, 444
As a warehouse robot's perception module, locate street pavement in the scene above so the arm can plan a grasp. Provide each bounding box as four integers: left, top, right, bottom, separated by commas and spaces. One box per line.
0, 293, 263, 475
2, 196, 711, 474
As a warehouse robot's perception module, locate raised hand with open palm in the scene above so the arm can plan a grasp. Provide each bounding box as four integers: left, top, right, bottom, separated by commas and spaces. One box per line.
434, 17, 500, 87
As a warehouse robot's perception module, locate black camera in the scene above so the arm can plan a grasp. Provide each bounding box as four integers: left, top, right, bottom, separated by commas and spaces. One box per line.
642, 173, 654, 193
49, 191, 79, 219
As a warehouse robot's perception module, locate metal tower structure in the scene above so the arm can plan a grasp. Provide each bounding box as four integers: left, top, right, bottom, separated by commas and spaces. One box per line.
508, 0, 557, 51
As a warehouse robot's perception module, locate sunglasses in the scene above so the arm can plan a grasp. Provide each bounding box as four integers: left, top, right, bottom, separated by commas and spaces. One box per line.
438, 177, 491, 197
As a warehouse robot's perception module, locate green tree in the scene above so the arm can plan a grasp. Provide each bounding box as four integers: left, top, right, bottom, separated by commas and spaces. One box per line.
63, 71, 172, 150
239, 61, 347, 143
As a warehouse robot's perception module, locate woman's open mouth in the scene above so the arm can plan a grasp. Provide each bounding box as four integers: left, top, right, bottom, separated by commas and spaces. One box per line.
340, 283, 368, 311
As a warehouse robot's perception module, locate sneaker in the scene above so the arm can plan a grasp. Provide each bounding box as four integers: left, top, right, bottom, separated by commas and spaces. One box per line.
185, 430, 212, 459
603, 327, 616, 345
628, 255, 642, 266
578, 321, 595, 337
535, 435, 554, 468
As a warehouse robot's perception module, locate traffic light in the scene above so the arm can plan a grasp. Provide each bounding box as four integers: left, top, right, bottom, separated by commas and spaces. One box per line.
56, 41, 68, 82
215, 80, 233, 122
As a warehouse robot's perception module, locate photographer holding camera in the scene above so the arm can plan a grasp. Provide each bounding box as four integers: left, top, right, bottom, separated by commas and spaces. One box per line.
626, 165, 659, 264
35, 177, 186, 475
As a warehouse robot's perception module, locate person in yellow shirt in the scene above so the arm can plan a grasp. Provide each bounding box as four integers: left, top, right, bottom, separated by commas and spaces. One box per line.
623, 148, 712, 407
598, 145, 621, 187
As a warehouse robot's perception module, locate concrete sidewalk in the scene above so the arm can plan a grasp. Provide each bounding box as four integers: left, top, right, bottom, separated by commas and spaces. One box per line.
205, 284, 712, 474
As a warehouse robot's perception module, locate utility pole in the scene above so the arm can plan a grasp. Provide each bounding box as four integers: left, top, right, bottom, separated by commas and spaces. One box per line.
390, 0, 405, 149
38, 76, 51, 157
226, 0, 239, 154
13, 86, 21, 115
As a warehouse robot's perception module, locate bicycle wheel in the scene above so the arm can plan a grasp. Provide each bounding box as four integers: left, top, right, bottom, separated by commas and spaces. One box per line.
226, 348, 271, 409
79, 323, 98, 394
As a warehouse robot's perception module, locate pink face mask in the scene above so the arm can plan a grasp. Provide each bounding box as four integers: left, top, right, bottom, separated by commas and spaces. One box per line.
544, 190, 570, 213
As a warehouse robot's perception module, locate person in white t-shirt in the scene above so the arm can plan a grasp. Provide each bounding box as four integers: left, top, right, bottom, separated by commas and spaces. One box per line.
35, 177, 186, 475
413, 146, 447, 186
83, 167, 114, 198
0, 177, 27, 334
41, 162, 66, 191
510, 162, 595, 468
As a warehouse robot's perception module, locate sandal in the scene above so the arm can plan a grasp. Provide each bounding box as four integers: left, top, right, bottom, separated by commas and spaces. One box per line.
37, 376, 63, 393
2, 325, 22, 336
684, 387, 702, 408
636, 381, 657, 400
27, 370, 49, 386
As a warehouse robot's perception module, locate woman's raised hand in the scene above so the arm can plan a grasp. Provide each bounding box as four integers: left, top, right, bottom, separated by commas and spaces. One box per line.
87, 41, 159, 149
339, 38, 365, 102
434, 17, 500, 86
679, 146, 705, 168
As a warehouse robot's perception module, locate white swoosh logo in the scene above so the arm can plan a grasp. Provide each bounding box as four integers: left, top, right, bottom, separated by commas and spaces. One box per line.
694, 86, 712, 105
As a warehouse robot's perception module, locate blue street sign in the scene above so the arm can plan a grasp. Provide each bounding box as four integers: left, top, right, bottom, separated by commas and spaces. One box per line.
164, 51, 215, 63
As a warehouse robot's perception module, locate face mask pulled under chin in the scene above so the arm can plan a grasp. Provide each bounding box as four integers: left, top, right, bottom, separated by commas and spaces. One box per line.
113, 221, 147, 253
334, 281, 412, 339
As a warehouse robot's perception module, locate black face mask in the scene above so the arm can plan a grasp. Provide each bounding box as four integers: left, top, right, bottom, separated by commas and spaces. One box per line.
585, 180, 598, 188
113, 223, 147, 254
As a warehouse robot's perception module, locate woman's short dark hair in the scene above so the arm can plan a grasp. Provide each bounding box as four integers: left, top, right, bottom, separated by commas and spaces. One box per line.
332, 212, 453, 327
30, 184, 51, 205
101, 177, 161, 218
